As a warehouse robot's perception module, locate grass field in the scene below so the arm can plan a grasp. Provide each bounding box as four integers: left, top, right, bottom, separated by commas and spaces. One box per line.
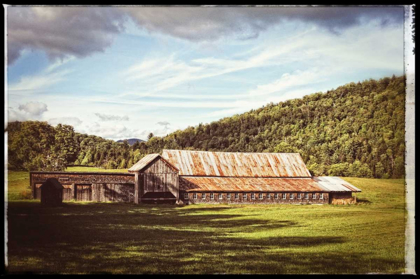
5, 168, 406, 274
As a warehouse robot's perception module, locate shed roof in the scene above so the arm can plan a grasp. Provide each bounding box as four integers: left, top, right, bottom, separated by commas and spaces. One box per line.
128, 154, 160, 172
40, 178, 63, 189
162, 149, 311, 177
180, 176, 361, 193
313, 177, 362, 192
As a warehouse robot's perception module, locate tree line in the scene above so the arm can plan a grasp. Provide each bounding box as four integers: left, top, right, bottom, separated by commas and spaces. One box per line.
7, 75, 405, 178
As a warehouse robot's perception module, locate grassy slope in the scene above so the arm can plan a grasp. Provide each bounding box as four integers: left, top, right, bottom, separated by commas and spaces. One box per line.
6, 171, 406, 274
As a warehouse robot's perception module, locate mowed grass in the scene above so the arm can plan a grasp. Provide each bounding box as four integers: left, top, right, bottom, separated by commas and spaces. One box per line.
6, 172, 406, 274
65, 166, 128, 173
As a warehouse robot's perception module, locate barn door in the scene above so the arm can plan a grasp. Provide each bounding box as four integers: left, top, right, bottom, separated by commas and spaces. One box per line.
76, 184, 92, 201
62, 185, 72, 201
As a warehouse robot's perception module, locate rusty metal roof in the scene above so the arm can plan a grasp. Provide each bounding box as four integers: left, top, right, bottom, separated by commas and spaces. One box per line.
128, 154, 160, 172
313, 177, 362, 192
162, 150, 311, 177
180, 177, 326, 192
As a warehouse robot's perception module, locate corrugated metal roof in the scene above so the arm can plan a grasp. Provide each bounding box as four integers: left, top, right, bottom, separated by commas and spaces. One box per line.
162, 150, 311, 177
128, 154, 160, 172
180, 177, 325, 192
313, 177, 362, 192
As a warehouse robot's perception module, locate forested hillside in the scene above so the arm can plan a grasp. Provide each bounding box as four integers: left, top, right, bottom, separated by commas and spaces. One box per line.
7, 75, 405, 178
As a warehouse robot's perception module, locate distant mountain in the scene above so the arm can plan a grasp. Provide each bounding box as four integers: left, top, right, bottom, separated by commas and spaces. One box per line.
117, 138, 145, 145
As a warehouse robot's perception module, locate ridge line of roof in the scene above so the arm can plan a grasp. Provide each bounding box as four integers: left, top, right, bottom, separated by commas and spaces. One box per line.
180, 175, 313, 179
162, 149, 302, 155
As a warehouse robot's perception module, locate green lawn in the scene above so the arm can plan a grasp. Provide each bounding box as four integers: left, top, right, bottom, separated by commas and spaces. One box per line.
65, 166, 128, 173
5, 171, 406, 274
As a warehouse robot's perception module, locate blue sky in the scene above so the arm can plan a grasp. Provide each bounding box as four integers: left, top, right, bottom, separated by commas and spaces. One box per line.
6, 6, 405, 140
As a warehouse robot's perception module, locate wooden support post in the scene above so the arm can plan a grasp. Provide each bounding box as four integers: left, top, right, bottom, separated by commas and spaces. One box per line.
134, 173, 140, 204
30, 172, 35, 199
72, 183, 77, 200
175, 175, 179, 201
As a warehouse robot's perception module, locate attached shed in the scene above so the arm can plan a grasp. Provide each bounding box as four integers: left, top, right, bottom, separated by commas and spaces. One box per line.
128, 154, 179, 203
40, 178, 64, 206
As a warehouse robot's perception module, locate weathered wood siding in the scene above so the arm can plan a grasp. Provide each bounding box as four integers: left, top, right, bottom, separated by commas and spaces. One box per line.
142, 158, 179, 199
62, 184, 73, 201
182, 192, 330, 205
30, 172, 135, 203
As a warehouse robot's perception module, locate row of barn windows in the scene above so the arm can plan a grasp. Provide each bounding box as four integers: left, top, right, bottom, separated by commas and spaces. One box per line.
184, 192, 324, 200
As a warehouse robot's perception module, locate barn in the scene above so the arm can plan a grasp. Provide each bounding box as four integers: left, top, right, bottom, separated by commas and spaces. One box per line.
30, 149, 361, 205
160, 150, 361, 205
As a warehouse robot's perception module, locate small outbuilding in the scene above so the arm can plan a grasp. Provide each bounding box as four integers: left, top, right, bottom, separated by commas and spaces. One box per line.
40, 178, 64, 206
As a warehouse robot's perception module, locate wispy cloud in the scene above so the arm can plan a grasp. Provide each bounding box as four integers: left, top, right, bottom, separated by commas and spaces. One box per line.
8, 69, 72, 92
120, 31, 314, 95
48, 117, 83, 127
248, 69, 327, 96
80, 122, 143, 140
95, 113, 129, 122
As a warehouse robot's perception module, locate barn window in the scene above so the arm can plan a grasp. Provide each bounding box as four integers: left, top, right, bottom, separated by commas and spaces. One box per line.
219, 193, 223, 200
184, 193, 189, 199
227, 193, 231, 199
243, 193, 247, 200
210, 193, 214, 200
274, 193, 279, 199
267, 193, 271, 199
290, 193, 294, 200
235, 193, 239, 199
305, 193, 309, 199
282, 193, 286, 199
259, 193, 263, 199
312, 193, 317, 199
298, 193, 302, 199
251, 193, 255, 200
193, 193, 197, 199
320, 193, 324, 199
202, 193, 206, 199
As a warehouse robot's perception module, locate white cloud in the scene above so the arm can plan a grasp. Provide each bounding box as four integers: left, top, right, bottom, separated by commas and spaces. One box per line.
120, 32, 313, 96
48, 117, 83, 127
8, 107, 28, 122
8, 101, 49, 122
95, 113, 129, 122
248, 69, 327, 96
18, 101, 48, 116
79, 122, 145, 140
7, 6, 403, 65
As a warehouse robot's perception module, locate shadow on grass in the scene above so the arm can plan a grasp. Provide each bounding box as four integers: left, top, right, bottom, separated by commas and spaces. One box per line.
6, 202, 403, 274
356, 198, 372, 204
